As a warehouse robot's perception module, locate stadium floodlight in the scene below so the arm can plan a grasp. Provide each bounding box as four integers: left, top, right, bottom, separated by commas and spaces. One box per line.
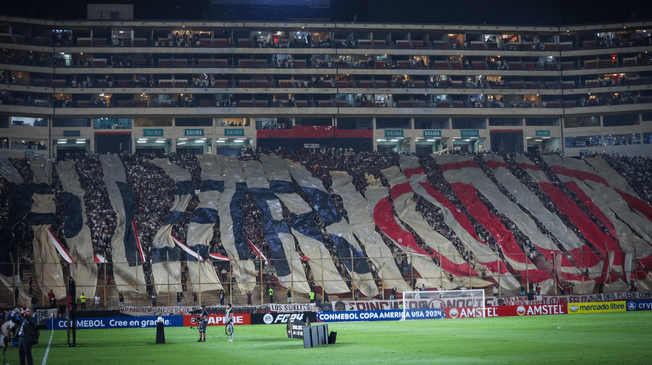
401, 289, 485, 320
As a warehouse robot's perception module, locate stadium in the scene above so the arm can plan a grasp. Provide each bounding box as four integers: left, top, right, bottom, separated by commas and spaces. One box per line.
1, 1, 652, 364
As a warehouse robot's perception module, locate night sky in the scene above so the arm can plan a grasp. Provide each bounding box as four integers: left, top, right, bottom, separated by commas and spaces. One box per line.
2, 0, 651, 26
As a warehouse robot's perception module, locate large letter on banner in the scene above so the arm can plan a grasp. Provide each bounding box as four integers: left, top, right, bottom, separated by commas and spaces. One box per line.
285, 159, 378, 297
388, 157, 495, 289
329, 172, 412, 293
55, 160, 98, 299
242, 160, 310, 294
543, 155, 652, 290
215, 155, 256, 293
484, 155, 597, 294
100, 154, 145, 293
513, 155, 628, 292
259, 154, 349, 294
409, 156, 520, 291
0, 158, 33, 294
148, 158, 194, 294
433, 155, 534, 271
29, 156, 66, 305
186, 154, 224, 293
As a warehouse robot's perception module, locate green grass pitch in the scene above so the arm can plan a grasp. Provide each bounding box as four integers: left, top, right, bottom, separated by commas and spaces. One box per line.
7, 312, 652, 365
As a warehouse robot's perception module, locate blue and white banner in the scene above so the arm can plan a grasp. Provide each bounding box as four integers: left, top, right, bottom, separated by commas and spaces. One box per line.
626, 300, 652, 311
317, 309, 445, 322
48, 316, 184, 330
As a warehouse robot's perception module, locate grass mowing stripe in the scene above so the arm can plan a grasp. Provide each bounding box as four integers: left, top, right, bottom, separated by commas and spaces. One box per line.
36, 312, 652, 364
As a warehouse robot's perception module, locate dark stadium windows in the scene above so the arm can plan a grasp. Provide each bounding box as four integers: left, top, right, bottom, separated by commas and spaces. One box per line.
564, 116, 600, 128
0, 137, 7, 149
604, 133, 641, 146
295, 118, 332, 126
644, 133, 652, 144
564, 135, 601, 148
175, 118, 212, 127
489, 118, 523, 126
526, 118, 559, 126
452, 118, 486, 130
414, 118, 449, 130
603, 113, 640, 127
53, 118, 91, 128
256, 118, 291, 129
337, 118, 373, 130
642, 112, 652, 122
93, 118, 131, 129
133, 118, 172, 127
0, 116, 9, 128
376, 118, 411, 130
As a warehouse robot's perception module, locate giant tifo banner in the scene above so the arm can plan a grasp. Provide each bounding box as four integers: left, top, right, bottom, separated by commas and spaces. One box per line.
445, 304, 567, 319
48, 316, 184, 330
183, 314, 251, 326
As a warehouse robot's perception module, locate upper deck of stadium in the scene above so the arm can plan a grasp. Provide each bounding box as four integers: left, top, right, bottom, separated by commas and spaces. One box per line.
0, 14, 651, 158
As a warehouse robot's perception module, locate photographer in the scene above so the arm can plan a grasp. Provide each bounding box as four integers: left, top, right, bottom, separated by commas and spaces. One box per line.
197, 305, 208, 343
12, 307, 37, 365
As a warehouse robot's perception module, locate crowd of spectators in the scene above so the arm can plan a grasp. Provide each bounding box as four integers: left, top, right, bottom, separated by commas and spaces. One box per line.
603, 154, 652, 205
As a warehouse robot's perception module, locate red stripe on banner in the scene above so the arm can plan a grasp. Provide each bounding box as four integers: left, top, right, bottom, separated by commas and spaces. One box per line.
402, 167, 425, 179
519, 163, 541, 171
132, 220, 145, 263
208, 252, 232, 261
373, 197, 434, 258
246, 236, 267, 261
388, 182, 413, 199
47, 228, 76, 263
565, 246, 603, 268
486, 160, 509, 170
172, 235, 204, 261
564, 181, 618, 242
616, 190, 652, 224
439, 161, 479, 172
450, 182, 531, 265
516, 269, 554, 283
538, 182, 624, 269
417, 182, 513, 275
551, 165, 610, 187
419, 182, 479, 241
